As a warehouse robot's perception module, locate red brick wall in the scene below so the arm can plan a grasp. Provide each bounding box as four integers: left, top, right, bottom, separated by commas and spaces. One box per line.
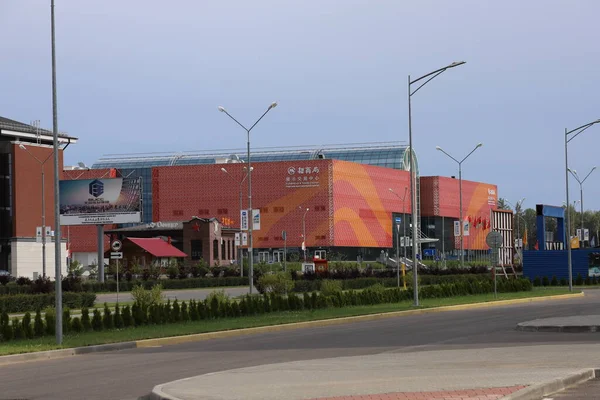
152, 160, 332, 249
12, 143, 64, 238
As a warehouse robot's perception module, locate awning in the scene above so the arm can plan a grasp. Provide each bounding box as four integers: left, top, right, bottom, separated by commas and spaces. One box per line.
127, 237, 187, 258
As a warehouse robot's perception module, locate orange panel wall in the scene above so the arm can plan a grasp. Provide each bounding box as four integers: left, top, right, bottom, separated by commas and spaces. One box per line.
152, 160, 333, 249
333, 160, 411, 248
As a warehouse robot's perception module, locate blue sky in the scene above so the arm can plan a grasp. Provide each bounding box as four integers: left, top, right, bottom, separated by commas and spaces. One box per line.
2, 0, 600, 210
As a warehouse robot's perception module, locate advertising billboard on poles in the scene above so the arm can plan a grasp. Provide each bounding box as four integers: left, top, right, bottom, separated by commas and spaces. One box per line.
59, 177, 142, 225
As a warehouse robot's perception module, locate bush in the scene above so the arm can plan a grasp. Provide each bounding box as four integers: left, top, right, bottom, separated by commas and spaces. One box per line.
0, 310, 12, 341
533, 276, 541, 286
560, 278, 567, 286
551, 276, 558, 286
34, 309, 44, 337
320, 280, 342, 297
45, 308, 56, 335
92, 309, 102, 331
71, 317, 83, 333
63, 308, 72, 333
16, 277, 32, 286
114, 304, 124, 329
542, 276, 550, 286
130, 284, 164, 310
257, 273, 294, 295
12, 317, 24, 340
102, 303, 113, 330
122, 305, 133, 328
81, 308, 91, 331
167, 265, 178, 280
22, 312, 33, 339
0, 292, 96, 313
171, 299, 181, 322
575, 273, 584, 286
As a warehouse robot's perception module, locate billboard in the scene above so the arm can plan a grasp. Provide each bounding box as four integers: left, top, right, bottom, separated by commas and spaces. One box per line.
59, 177, 142, 225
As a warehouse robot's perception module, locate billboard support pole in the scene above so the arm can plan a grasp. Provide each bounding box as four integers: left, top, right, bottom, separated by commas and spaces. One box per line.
97, 225, 104, 282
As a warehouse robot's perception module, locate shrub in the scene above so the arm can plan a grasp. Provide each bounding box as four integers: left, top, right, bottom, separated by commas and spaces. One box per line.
34, 309, 44, 337
31, 276, 53, 294
551, 276, 558, 286
102, 303, 113, 330
71, 317, 83, 333
81, 308, 91, 331
114, 304, 124, 329
122, 305, 133, 327
172, 299, 181, 322
0, 292, 95, 313
533, 276, 541, 286
16, 277, 32, 286
585, 275, 591, 285
92, 309, 103, 331
22, 312, 33, 339
181, 301, 189, 322
130, 284, 164, 310
167, 265, 178, 279
257, 273, 294, 295
542, 276, 550, 286
575, 273, 584, 286
63, 308, 72, 333
45, 308, 56, 335
320, 280, 342, 297
560, 277, 567, 286
189, 300, 199, 321
1, 310, 12, 341
12, 317, 24, 340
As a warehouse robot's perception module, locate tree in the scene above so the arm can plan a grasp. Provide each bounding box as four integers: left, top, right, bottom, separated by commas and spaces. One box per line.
497, 198, 511, 211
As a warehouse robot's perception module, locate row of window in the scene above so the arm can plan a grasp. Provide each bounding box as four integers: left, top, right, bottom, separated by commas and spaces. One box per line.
257, 235, 327, 242
173, 205, 328, 217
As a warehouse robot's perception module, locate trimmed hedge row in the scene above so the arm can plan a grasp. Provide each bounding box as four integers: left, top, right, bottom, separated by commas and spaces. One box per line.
0, 292, 96, 313
0, 278, 532, 342
291, 274, 491, 293
532, 274, 599, 287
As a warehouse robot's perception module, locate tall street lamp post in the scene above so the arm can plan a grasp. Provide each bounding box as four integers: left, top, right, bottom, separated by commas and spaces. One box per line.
221, 166, 252, 277
564, 119, 600, 292
568, 167, 596, 248
389, 187, 408, 288
408, 61, 465, 306
300, 207, 309, 261
218, 102, 277, 294
436, 143, 483, 268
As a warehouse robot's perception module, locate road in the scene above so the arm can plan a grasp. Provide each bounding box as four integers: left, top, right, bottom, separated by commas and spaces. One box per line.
95, 286, 251, 304
1, 291, 599, 400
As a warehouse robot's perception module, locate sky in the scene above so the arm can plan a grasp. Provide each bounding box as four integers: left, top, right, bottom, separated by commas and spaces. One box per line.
2, 0, 600, 210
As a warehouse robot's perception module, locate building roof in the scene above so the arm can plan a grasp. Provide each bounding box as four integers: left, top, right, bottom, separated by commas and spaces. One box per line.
127, 237, 187, 258
92, 142, 415, 171
0, 116, 78, 144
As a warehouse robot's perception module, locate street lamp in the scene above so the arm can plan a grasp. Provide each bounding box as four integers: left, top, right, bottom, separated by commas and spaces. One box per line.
564, 119, 600, 292
408, 61, 465, 307
221, 166, 252, 277
389, 187, 408, 288
568, 167, 596, 248
218, 101, 277, 294
300, 207, 309, 261
436, 143, 483, 269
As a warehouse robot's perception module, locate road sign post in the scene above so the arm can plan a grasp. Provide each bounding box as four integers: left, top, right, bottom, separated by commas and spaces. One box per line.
111, 240, 122, 304
282, 230, 287, 272
486, 231, 503, 299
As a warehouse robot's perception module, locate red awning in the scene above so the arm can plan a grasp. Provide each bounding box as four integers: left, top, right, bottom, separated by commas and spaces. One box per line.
127, 238, 187, 258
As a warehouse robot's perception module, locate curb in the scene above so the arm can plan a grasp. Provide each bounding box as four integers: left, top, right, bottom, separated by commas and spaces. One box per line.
517, 323, 600, 333
0, 291, 584, 365
503, 368, 599, 400
0, 341, 137, 367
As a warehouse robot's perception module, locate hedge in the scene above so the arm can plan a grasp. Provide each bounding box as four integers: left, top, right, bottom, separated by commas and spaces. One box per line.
0, 278, 532, 342
0, 292, 96, 313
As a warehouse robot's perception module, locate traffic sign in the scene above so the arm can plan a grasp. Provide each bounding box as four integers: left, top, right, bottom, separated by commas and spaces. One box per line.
486, 231, 503, 248
111, 240, 122, 252
395, 217, 402, 224
110, 252, 123, 260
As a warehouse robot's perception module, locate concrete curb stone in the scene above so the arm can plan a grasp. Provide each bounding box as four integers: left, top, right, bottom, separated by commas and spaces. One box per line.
502, 369, 599, 400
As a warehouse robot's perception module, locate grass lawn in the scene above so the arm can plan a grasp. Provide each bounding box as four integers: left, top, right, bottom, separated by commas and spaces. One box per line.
0, 288, 574, 356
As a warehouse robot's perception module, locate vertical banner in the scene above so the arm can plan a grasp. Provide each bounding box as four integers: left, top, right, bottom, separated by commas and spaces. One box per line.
463, 220, 470, 237
454, 221, 460, 237
584, 229, 590, 241
235, 232, 241, 246
240, 210, 249, 231
577, 229, 582, 241
241, 232, 248, 246
252, 209, 261, 231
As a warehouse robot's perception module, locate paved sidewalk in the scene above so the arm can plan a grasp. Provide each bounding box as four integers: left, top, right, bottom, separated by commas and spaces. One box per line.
150, 344, 600, 400
312, 385, 527, 400
517, 315, 600, 332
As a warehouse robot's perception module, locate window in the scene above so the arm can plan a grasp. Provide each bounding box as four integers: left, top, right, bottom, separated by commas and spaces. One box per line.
221, 240, 226, 260
273, 251, 284, 262
273, 206, 284, 213
198, 209, 209, 216
314, 250, 326, 259
217, 208, 228, 215
213, 239, 219, 261
258, 252, 270, 263
191, 240, 203, 260
315, 235, 326, 240
173, 209, 184, 217
261, 207, 269, 213
314, 205, 326, 211
227, 240, 231, 260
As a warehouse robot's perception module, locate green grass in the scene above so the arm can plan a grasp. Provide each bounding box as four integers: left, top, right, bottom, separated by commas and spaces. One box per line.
0, 288, 574, 356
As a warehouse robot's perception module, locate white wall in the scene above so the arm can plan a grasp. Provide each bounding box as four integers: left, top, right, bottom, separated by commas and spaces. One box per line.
72, 252, 99, 267
11, 240, 67, 279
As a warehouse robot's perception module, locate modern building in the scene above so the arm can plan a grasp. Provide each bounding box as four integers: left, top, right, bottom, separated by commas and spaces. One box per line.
0, 117, 77, 278
2, 115, 501, 277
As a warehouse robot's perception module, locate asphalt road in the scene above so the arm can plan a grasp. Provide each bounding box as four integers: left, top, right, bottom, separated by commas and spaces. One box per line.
1, 290, 599, 400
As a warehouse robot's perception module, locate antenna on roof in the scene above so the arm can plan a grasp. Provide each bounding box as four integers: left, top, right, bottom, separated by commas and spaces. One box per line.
31, 120, 41, 144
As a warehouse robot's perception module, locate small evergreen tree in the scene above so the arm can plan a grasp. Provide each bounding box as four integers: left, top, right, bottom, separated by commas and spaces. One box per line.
71, 317, 83, 333
114, 304, 124, 329
12, 317, 24, 340
34, 309, 44, 337
122, 305, 133, 327
22, 312, 33, 339
181, 301, 189, 322
172, 299, 181, 322
189, 300, 199, 321
45, 308, 56, 335
81, 308, 92, 331
63, 308, 72, 333
92, 309, 103, 331
102, 303, 113, 330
